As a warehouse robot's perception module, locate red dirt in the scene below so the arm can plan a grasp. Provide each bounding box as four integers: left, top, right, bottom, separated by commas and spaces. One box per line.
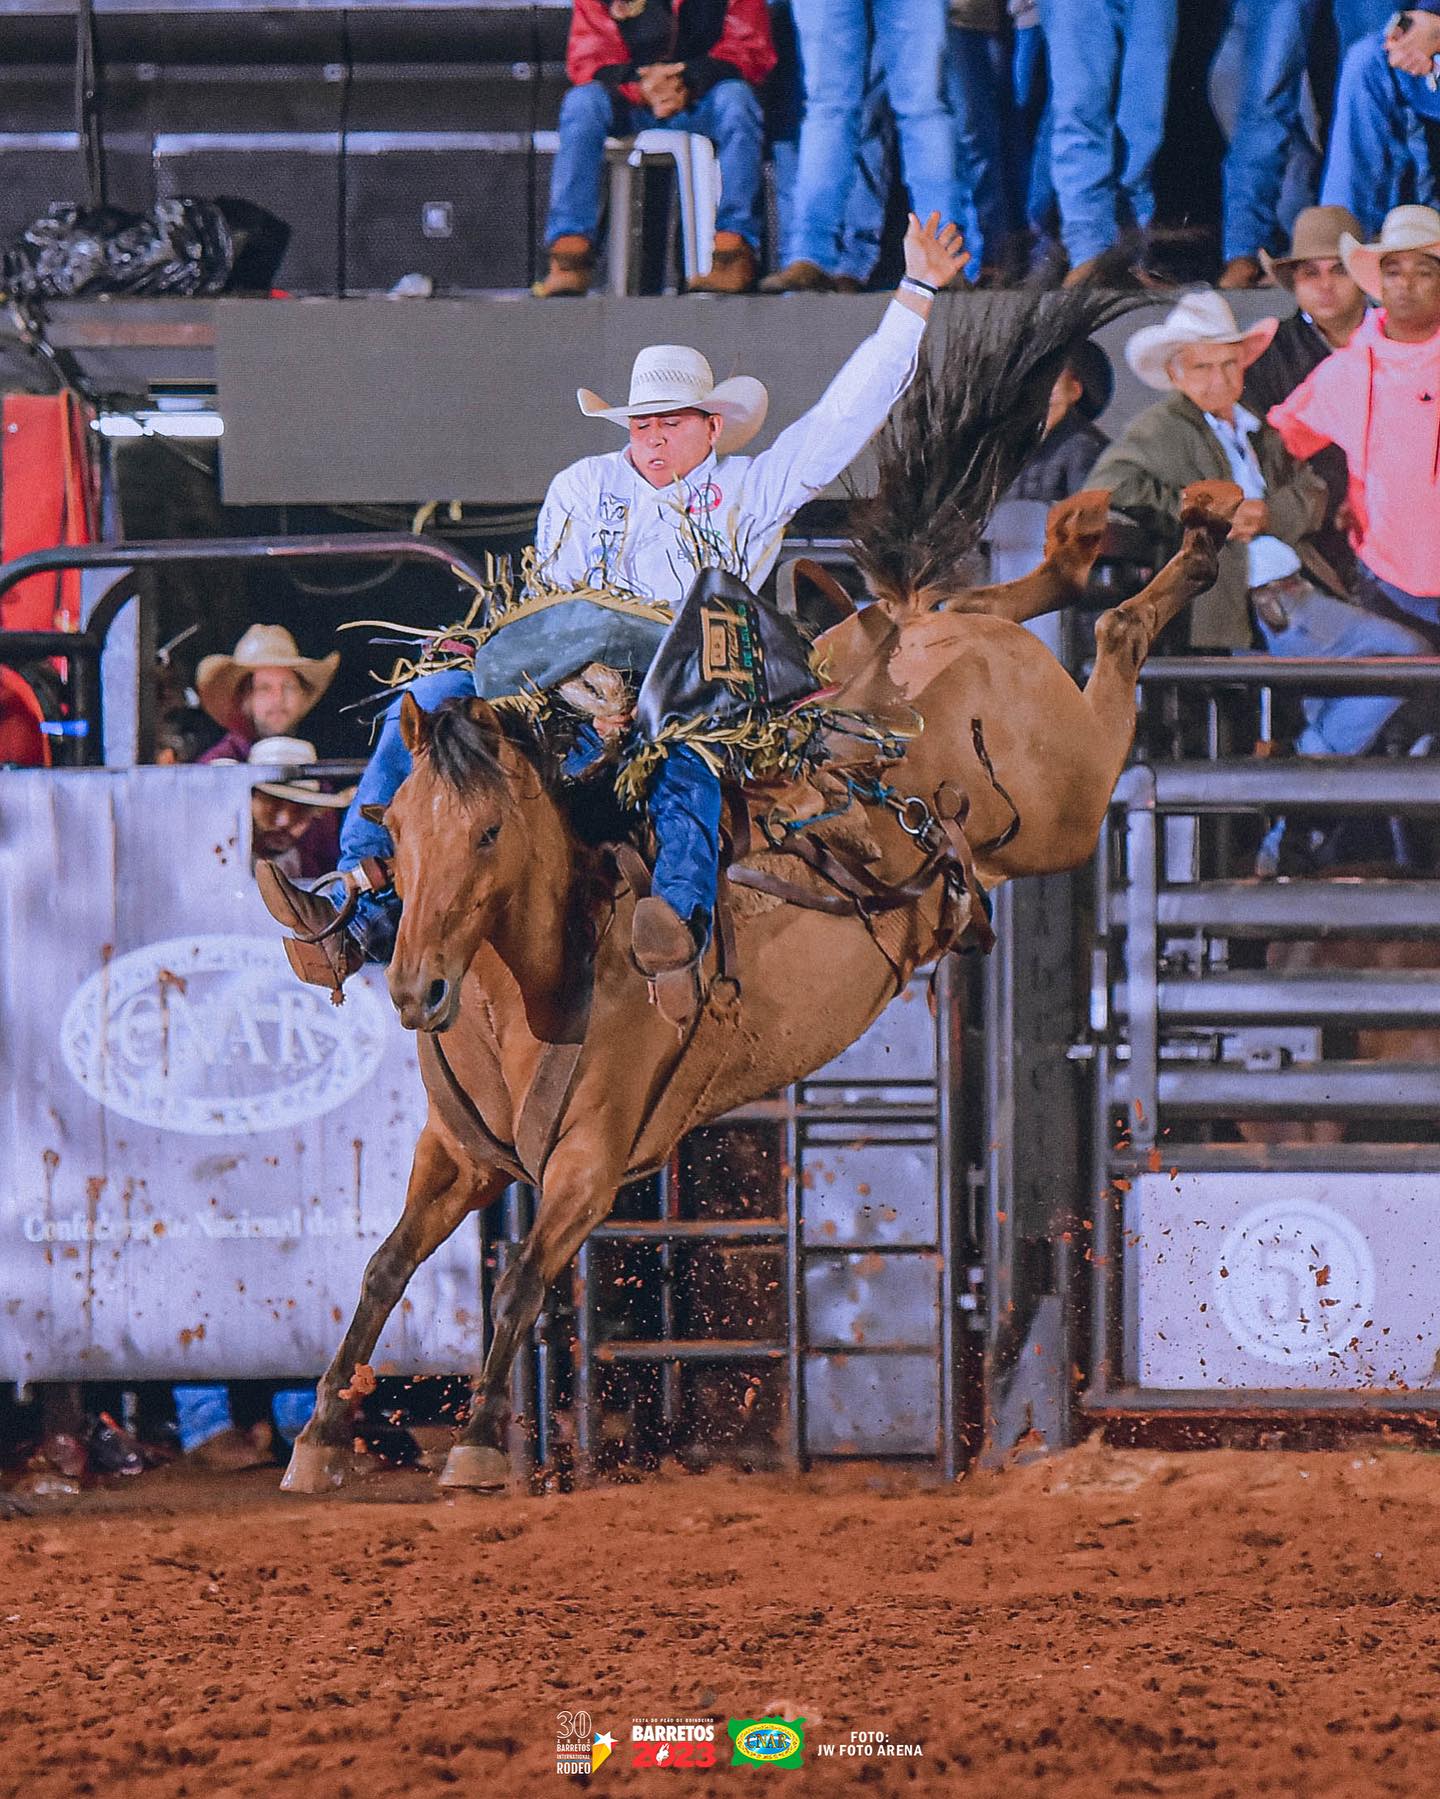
4, 1440, 1439, 1797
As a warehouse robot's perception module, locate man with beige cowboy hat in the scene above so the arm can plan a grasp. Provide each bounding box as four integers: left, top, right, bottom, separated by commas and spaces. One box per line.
194, 623, 340, 764
260, 214, 968, 1020
245, 736, 356, 880
1092, 284, 1429, 870
1271, 203, 1440, 632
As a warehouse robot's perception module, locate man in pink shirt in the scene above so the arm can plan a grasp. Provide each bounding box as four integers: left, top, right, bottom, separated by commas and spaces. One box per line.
1270, 205, 1440, 632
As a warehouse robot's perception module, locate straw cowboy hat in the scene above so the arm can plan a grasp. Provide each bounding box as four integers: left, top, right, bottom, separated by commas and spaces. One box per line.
195, 624, 340, 731
1124, 290, 1279, 392
1340, 203, 1440, 301
578, 344, 768, 455
1259, 204, 1363, 288
246, 737, 355, 808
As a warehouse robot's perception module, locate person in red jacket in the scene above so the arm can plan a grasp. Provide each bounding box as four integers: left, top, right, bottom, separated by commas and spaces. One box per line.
537, 0, 776, 298
0, 666, 48, 767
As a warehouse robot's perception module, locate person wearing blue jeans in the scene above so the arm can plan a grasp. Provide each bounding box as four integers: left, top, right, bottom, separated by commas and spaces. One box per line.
761, 0, 966, 292
1037, 0, 1178, 283
1322, 6, 1440, 235
173, 1383, 315, 1465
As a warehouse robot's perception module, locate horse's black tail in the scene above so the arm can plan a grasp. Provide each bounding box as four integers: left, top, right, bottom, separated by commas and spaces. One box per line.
847, 289, 1144, 611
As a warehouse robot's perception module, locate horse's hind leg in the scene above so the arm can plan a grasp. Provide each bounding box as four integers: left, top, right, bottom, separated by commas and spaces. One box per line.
282, 1117, 506, 1493
440, 1144, 618, 1490
936, 490, 1110, 624
1081, 480, 1242, 772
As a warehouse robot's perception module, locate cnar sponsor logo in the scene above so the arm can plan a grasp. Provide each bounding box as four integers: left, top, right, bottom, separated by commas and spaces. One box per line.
630, 1716, 717, 1769
60, 934, 388, 1136
728, 1717, 805, 1768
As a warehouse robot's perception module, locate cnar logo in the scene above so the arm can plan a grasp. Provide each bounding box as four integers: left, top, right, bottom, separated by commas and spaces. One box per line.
60, 934, 388, 1136
728, 1718, 805, 1768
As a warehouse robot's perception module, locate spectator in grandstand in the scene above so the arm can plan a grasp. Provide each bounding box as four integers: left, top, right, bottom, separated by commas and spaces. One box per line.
1210, 3, 1322, 289
0, 666, 48, 767
1270, 204, 1440, 634
246, 737, 351, 880
1037, 0, 1177, 286
537, 0, 776, 297
194, 624, 339, 764
154, 705, 223, 765
1002, 338, 1112, 502
1322, 6, 1440, 235
760, 0, 966, 293
1092, 291, 1428, 863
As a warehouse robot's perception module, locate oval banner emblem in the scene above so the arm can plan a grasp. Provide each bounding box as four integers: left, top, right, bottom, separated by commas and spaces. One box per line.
60, 934, 389, 1136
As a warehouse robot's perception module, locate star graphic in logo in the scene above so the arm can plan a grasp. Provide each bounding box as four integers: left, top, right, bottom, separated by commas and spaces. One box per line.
591, 1732, 616, 1772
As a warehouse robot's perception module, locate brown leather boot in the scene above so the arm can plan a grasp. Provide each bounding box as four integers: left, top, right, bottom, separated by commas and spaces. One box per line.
758, 258, 837, 294
685, 232, 758, 294
256, 860, 365, 1001
533, 234, 595, 298
1218, 254, 1264, 289
632, 895, 703, 1029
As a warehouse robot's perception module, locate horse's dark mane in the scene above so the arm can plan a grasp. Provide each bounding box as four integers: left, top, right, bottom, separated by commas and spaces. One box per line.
423, 697, 530, 796
848, 289, 1143, 605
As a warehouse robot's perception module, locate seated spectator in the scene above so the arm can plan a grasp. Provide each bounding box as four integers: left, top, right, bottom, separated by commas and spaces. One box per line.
1211, 1, 1321, 289
761, 0, 965, 293
1003, 338, 1112, 503
0, 666, 48, 767
1322, 7, 1439, 234
537, 0, 776, 297
1038, 0, 1178, 287
245, 736, 352, 880
154, 704, 223, 765
1247, 205, 1367, 569
1091, 290, 1429, 868
1270, 205, 1440, 632
194, 624, 339, 763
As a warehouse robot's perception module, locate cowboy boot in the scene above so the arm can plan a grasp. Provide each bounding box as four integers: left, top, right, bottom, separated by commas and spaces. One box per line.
758, 258, 837, 295
1218, 254, 1264, 289
685, 232, 758, 295
631, 896, 704, 1029
256, 861, 366, 1000
533, 235, 595, 299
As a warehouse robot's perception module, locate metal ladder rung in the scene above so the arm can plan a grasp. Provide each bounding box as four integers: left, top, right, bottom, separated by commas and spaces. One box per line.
591, 1220, 785, 1243
591, 1338, 787, 1364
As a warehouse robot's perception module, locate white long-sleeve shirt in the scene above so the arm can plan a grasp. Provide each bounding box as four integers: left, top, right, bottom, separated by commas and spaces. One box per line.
533, 300, 928, 604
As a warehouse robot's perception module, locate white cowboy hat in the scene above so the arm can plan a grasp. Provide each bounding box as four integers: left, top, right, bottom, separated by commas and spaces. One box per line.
1124, 289, 1279, 392
195, 624, 340, 732
1339, 203, 1440, 301
246, 737, 355, 808
578, 344, 768, 455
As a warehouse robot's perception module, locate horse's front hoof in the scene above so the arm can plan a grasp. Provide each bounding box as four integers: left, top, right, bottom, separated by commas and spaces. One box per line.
437, 1444, 511, 1490
280, 1439, 351, 1494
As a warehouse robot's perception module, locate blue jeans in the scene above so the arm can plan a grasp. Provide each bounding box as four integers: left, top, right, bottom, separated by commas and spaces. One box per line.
1012, 23, 1056, 245
1210, 0, 1320, 261
544, 78, 765, 248
1332, 0, 1401, 57
173, 1384, 315, 1452
1037, 0, 1178, 266
769, 8, 893, 282
788, 0, 964, 274
336, 670, 724, 947
946, 24, 1027, 271
1362, 568, 1440, 633
1254, 580, 1429, 755
1321, 30, 1440, 233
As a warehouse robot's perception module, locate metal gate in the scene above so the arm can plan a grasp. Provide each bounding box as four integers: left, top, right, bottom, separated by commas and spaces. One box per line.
1089, 757, 1440, 1416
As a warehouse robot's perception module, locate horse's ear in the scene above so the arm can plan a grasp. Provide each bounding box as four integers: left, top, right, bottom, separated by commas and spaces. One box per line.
360, 803, 387, 826
463, 696, 504, 755
399, 692, 431, 755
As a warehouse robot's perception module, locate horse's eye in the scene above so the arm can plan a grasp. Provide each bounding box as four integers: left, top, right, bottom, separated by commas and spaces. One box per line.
476, 822, 501, 851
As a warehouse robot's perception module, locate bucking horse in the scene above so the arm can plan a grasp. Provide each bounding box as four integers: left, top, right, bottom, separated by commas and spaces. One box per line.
280, 293, 1244, 1493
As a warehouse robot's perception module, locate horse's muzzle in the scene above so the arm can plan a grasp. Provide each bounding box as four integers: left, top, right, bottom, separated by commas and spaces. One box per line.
392, 971, 459, 1034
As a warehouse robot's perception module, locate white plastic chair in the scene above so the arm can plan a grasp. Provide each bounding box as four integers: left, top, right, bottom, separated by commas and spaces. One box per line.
604, 130, 722, 294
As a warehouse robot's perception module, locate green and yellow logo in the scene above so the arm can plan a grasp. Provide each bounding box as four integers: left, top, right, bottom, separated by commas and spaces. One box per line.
728, 1717, 805, 1768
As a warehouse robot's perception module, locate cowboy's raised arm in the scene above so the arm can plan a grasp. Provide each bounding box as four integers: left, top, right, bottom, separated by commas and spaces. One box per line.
741, 214, 967, 526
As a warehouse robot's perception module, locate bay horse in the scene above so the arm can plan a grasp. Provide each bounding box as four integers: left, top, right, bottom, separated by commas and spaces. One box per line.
281, 296, 1245, 1492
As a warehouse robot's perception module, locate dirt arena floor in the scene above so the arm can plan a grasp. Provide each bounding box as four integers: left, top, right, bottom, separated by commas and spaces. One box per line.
4, 1439, 1440, 1798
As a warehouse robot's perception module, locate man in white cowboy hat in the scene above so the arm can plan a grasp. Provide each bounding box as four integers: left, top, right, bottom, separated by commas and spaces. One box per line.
194, 624, 340, 764
1271, 204, 1440, 630
246, 737, 355, 880
1092, 286, 1429, 870
260, 213, 968, 1008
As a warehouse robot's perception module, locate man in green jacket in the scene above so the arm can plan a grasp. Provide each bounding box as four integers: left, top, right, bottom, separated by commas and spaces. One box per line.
1091, 289, 1429, 870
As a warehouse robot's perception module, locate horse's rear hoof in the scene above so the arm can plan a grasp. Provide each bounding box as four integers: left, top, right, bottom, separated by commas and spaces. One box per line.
437, 1444, 510, 1490
280, 1440, 351, 1494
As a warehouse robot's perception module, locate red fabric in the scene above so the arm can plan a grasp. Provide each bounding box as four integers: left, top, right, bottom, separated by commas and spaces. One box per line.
567, 0, 776, 100
0, 666, 49, 767
0, 393, 97, 632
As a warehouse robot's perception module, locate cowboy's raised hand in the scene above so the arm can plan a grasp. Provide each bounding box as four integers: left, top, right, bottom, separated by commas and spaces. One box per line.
903, 212, 969, 290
